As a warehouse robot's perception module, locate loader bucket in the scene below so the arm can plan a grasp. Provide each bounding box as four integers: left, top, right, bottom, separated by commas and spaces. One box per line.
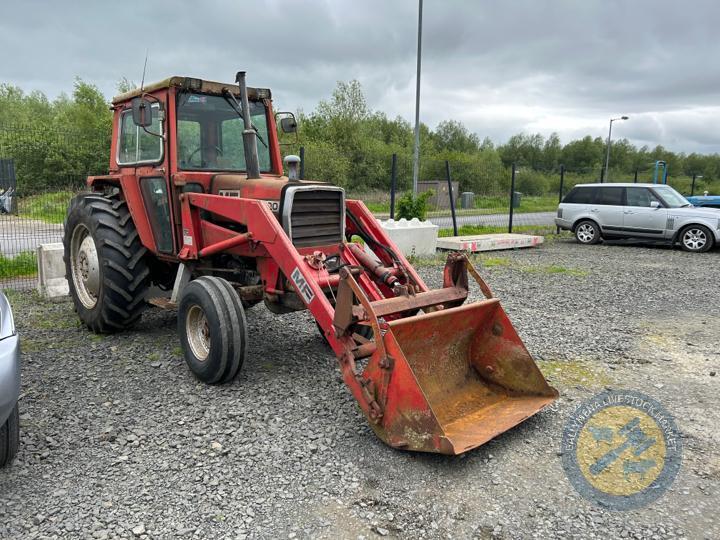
366, 299, 558, 455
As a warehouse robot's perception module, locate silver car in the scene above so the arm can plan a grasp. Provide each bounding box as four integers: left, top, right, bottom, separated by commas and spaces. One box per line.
555, 183, 720, 253
0, 291, 20, 467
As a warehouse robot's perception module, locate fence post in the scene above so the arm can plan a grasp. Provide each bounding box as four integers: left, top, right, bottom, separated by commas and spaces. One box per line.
557, 165, 565, 234
299, 146, 305, 180
600, 166, 605, 183
691, 173, 696, 196
508, 163, 516, 234
634, 169, 638, 183
390, 153, 397, 220
445, 160, 458, 236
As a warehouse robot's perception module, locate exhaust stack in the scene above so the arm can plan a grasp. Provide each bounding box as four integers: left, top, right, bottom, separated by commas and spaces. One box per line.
235, 71, 261, 180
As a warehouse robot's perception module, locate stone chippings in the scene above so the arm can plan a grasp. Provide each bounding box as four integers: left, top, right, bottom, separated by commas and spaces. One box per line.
0, 238, 718, 539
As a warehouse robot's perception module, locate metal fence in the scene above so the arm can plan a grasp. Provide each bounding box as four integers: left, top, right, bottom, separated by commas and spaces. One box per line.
346, 156, 562, 236
1, 123, 714, 290
0, 125, 99, 289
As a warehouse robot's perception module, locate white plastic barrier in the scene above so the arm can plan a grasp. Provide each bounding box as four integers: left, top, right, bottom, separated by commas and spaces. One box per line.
37, 243, 69, 298
376, 218, 439, 257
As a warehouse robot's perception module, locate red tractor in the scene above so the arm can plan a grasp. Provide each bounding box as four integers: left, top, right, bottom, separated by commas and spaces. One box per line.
64, 72, 557, 454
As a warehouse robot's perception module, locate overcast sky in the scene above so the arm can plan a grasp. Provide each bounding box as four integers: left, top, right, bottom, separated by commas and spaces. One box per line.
2, 0, 719, 153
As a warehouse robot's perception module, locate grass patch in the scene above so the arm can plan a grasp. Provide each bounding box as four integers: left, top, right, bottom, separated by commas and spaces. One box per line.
438, 224, 555, 237
367, 194, 559, 216
481, 256, 510, 267
408, 252, 510, 268
364, 201, 388, 213
538, 358, 612, 389
31, 311, 81, 330
0, 251, 37, 279
18, 190, 75, 224
473, 195, 558, 213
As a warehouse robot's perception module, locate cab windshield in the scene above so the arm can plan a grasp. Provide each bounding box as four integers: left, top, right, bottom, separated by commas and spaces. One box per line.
653, 186, 690, 208
176, 92, 271, 172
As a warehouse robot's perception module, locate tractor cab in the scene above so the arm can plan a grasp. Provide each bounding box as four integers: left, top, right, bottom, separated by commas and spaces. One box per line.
110, 76, 290, 179
104, 76, 308, 258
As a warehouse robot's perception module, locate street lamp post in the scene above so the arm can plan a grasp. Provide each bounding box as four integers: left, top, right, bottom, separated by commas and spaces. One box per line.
604, 115, 629, 183
412, 0, 423, 194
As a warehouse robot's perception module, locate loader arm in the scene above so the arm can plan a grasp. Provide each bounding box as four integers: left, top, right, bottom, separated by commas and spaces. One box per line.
178, 192, 558, 454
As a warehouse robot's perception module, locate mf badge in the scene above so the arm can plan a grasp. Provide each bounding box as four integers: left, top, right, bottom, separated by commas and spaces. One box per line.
561, 390, 682, 510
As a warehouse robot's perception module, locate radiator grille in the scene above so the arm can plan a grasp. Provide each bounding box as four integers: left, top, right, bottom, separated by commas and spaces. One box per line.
288, 189, 344, 247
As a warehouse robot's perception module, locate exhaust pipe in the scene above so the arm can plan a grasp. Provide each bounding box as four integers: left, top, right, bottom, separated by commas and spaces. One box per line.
235, 71, 261, 179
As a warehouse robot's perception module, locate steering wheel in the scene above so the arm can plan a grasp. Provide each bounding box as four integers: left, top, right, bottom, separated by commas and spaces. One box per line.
186, 145, 223, 167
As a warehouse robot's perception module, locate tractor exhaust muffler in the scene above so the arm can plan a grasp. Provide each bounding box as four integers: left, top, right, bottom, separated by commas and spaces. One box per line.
235, 71, 261, 180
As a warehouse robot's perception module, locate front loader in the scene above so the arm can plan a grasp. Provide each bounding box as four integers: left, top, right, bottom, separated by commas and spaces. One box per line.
63, 71, 557, 454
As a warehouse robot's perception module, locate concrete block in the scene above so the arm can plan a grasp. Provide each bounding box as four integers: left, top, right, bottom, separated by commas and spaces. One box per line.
437, 233, 543, 252
377, 218, 439, 257
37, 243, 69, 298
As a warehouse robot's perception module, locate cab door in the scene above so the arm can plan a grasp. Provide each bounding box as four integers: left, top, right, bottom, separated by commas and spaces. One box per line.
589, 186, 625, 233
117, 93, 176, 255
623, 187, 667, 238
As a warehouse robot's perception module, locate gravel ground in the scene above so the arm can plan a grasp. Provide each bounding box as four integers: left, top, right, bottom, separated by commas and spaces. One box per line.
1, 237, 718, 539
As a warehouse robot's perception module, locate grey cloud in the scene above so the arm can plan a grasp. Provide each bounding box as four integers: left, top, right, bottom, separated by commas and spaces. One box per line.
1, 0, 718, 152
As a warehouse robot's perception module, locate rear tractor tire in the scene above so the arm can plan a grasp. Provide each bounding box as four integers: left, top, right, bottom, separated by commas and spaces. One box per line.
64, 194, 150, 333
178, 276, 248, 384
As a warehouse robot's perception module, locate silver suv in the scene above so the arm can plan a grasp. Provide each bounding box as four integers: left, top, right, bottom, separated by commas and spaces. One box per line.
555, 183, 720, 253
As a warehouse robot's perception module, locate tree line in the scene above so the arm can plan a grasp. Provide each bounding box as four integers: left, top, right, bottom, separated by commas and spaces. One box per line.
1, 78, 718, 195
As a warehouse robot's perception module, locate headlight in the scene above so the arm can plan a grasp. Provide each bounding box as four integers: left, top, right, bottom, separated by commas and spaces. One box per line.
0, 293, 16, 340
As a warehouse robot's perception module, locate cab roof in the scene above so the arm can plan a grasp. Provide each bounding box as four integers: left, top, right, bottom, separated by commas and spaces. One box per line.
112, 76, 272, 105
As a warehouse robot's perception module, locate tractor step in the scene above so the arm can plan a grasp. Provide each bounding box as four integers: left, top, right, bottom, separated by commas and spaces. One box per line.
148, 297, 177, 310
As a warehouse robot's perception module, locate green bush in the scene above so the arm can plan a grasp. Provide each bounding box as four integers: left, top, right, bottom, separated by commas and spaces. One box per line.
396, 190, 434, 220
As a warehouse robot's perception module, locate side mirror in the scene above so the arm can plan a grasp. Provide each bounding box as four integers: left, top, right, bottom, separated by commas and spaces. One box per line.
275, 111, 298, 134
280, 117, 297, 134
131, 97, 155, 127
650, 200, 661, 209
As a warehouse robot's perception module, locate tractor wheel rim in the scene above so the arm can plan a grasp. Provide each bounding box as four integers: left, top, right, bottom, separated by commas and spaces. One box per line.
578, 224, 594, 243
70, 224, 100, 309
683, 229, 706, 250
186, 305, 211, 362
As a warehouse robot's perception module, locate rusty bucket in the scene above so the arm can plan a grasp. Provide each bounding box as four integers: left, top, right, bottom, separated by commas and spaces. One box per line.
364, 299, 558, 455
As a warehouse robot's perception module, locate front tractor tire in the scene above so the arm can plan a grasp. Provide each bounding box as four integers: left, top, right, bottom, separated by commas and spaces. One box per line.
64, 194, 150, 333
178, 276, 248, 384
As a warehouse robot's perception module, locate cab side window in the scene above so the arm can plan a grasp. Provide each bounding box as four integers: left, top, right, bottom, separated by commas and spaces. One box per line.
118, 104, 163, 164
626, 187, 661, 207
